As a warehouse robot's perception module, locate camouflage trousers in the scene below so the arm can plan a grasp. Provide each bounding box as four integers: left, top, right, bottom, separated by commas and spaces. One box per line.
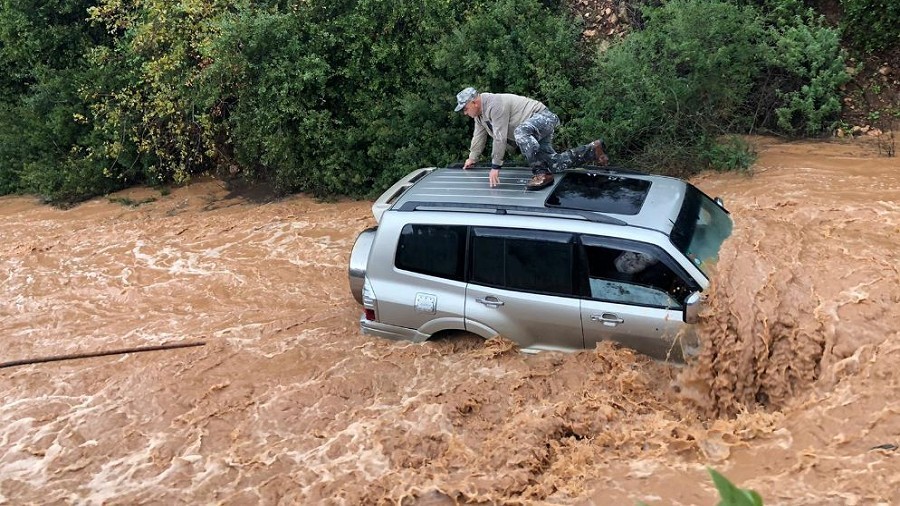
514, 109, 599, 174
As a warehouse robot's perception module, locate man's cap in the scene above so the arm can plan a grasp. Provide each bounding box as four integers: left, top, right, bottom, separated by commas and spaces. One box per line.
454, 87, 478, 112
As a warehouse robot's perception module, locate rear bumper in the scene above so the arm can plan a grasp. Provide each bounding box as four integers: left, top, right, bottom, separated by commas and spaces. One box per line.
359, 316, 428, 343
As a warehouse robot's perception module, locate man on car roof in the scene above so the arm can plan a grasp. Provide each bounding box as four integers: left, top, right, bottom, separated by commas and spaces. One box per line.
454, 86, 609, 190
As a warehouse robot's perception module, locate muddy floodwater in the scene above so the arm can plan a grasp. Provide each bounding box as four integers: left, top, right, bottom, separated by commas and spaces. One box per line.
1, 136, 898, 505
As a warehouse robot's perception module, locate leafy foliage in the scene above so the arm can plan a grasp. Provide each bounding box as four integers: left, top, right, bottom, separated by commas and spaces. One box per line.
378, 0, 585, 189
840, 0, 900, 53
760, 1, 850, 135
200, 0, 456, 196
85, 0, 236, 186
571, 0, 845, 173
0, 0, 121, 203
198, 0, 583, 197
703, 136, 756, 172
709, 468, 764, 506
573, 0, 765, 173
0, 0, 857, 202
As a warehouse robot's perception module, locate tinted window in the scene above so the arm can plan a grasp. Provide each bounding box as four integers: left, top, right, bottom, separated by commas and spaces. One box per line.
580, 237, 692, 308
471, 228, 575, 296
396, 224, 466, 280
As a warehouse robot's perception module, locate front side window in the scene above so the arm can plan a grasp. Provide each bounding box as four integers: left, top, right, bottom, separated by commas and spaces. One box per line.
395, 224, 466, 280
470, 228, 575, 297
580, 237, 694, 308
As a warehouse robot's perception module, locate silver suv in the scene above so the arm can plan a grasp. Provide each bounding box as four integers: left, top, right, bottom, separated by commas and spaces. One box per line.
348, 166, 732, 361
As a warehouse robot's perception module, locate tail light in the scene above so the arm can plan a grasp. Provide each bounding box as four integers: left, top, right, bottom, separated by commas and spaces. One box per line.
362, 278, 378, 321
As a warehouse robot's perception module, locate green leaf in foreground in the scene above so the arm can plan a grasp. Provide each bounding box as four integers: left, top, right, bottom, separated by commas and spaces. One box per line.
709, 467, 764, 506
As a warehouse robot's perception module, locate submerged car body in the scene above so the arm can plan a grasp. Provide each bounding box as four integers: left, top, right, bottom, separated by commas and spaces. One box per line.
349, 166, 732, 361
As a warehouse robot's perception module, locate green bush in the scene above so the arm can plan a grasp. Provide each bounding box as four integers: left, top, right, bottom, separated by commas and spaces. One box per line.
430, 0, 585, 143
201, 0, 584, 197
199, 9, 332, 194
840, 0, 900, 53
0, 0, 857, 202
570, 0, 846, 173
0, 0, 124, 203
84, 0, 233, 187
702, 136, 756, 171
760, 2, 849, 135
376, 0, 585, 188
5, 68, 125, 204
573, 0, 766, 173
200, 1, 450, 197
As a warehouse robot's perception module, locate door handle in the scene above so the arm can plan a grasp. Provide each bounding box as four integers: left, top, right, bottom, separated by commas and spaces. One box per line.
475, 296, 505, 308
590, 313, 624, 326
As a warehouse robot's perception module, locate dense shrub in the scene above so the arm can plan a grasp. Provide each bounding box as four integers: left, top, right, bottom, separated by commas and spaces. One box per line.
569, 0, 846, 173
573, 0, 765, 173
0, 0, 857, 202
199, 8, 347, 196
378, 0, 585, 189
0, 0, 122, 203
840, 0, 900, 53
745, 0, 850, 135
85, 0, 234, 186
200, 0, 584, 197
199, 1, 451, 196
765, 13, 848, 135
0, 67, 125, 203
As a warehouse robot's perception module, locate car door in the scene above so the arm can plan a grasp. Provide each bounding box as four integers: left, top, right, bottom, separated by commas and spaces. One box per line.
464, 227, 584, 352
578, 235, 699, 361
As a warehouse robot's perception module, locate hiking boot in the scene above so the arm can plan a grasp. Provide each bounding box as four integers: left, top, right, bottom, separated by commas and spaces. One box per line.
525, 172, 554, 191
591, 139, 609, 166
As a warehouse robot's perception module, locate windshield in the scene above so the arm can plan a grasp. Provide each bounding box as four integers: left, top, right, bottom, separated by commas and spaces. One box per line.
670, 185, 733, 278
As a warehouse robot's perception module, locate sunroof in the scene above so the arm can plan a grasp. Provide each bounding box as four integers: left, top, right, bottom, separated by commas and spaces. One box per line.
545, 172, 650, 215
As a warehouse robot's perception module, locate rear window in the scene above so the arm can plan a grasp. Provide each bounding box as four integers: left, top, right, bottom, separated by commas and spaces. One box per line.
395, 224, 467, 280
545, 172, 651, 215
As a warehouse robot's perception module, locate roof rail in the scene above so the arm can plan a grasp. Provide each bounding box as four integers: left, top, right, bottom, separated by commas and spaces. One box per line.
577, 165, 650, 176
395, 201, 627, 226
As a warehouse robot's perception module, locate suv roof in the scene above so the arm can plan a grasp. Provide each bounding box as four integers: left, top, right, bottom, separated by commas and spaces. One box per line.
376, 167, 688, 235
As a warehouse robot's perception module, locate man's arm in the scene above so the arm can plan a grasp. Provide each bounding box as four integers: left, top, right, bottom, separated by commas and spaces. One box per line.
488, 100, 512, 167
466, 121, 488, 167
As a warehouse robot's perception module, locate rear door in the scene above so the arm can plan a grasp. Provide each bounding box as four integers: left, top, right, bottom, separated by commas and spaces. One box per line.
375, 223, 468, 331
577, 235, 699, 360
464, 227, 584, 352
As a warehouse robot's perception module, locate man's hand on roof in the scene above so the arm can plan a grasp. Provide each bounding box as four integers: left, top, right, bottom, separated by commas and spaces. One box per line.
489, 168, 500, 187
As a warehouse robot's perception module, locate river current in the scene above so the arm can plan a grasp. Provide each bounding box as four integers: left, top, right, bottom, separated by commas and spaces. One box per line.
1, 136, 898, 504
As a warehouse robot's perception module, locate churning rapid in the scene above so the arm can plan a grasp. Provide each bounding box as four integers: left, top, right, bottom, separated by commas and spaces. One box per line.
1, 136, 898, 504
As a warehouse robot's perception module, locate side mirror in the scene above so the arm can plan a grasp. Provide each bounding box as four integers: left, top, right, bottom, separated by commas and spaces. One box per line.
684, 291, 704, 324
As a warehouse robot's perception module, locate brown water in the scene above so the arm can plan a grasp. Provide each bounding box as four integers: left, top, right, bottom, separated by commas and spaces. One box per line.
1, 136, 898, 505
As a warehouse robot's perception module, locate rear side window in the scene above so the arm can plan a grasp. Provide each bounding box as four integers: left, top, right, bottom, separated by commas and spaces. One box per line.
470, 228, 575, 296
395, 224, 467, 280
